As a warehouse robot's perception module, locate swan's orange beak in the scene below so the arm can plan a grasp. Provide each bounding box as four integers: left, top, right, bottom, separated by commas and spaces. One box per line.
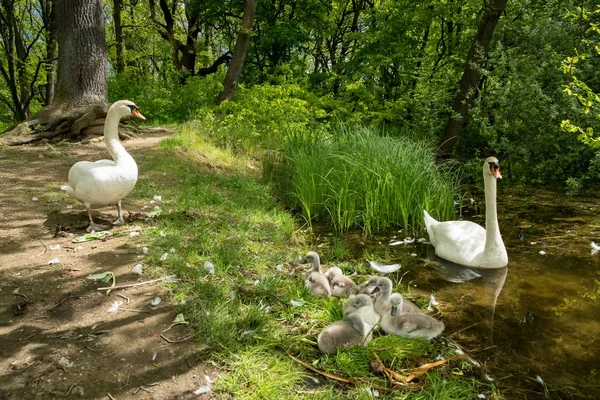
132, 109, 146, 120
492, 168, 502, 179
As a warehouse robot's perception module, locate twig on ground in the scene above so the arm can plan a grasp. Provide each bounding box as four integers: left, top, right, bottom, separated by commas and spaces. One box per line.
100, 350, 118, 358
120, 308, 150, 313
20, 360, 38, 371
107, 393, 117, 400
49, 295, 79, 310
36, 238, 48, 257
160, 333, 196, 343
97, 276, 176, 292
116, 294, 130, 304
287, 352, 395, 392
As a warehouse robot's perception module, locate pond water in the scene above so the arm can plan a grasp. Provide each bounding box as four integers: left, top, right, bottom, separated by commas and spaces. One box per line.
335, 187, 600, 399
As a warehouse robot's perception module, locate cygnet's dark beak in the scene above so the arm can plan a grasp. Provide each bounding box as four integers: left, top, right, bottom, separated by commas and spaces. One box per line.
391, 305, 398, 317
371, 286, 380, 294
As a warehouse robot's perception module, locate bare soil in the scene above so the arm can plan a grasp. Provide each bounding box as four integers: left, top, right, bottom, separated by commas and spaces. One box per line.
0, 131, 216, 399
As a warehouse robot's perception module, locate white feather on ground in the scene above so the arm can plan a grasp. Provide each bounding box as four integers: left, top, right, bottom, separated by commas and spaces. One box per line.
368, 260, 401, 274
591, 241, 600, 256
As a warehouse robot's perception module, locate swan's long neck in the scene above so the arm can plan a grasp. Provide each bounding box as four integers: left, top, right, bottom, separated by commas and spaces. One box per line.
483, 175, 502, 254
104, 109, 134, 166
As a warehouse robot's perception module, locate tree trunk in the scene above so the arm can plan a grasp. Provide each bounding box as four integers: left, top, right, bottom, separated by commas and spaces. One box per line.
216, 0, 257, 105
1, 0, 111, 146
40, 0, 57, 105
438, 0, 508, 156
51, 0, 107, 109
113, 0, 125, 73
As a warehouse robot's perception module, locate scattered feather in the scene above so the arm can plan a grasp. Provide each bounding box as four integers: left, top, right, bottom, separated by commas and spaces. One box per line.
253, 279, 260, 286
132, 264, 143, 275
47, 257, 60, 265
478, 395, 486, 399
368, 260, 401, 274
66, 205, 73, 209
193, 376, 212, 395
290, 299, 305, 307
142, 247, 149, 254
12, 287, 20, 294
427, 294, 439, 311
591, 241, 600, 255
416, 238, 427, 243
204, 261, 215, 274
530, 241, 537, 245
484, 373, 494, 382
149, 200, 155, 204
153, 195, 162, 201
539, 250, 547, 255
49, 244, 60, 251
32, 197, 38, 201
160, 252, 168, 261
276, 264, 283, 272
536, 375, 545, 385
107, 301, 123, 313
152, 351, 157, 361
455, 348, 465, 355
163, 276, 181, 283
389, 241, 404, 246
151, 297, 161, 306
169, 247, 176, 253
403, 237, 415, 244
129, 231, 140, 238
429, 294, 439, 306
411, 253, 417, 257
435, 354, 445, 361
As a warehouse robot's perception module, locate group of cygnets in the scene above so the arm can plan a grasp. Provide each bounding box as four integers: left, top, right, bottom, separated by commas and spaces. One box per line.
304, 251, 445, 354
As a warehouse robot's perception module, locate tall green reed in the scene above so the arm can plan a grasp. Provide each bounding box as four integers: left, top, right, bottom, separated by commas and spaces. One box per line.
264, 124, 458, 235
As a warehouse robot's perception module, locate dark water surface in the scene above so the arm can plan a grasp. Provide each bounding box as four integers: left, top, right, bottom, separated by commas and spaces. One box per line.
330, 188, 600, 399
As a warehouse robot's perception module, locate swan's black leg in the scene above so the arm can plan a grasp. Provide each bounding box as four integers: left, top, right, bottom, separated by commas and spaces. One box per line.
113, 200, 125, 225
86, 204, 108, 232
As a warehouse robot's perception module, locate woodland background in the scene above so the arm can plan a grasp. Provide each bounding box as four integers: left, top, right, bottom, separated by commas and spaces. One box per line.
1, 0, 600, 189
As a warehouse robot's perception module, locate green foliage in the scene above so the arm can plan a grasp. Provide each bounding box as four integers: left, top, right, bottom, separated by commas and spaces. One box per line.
264, 124, 458, 234
108, 72, 224, 122
207, 83, 328, 152
560, 4, 600, 150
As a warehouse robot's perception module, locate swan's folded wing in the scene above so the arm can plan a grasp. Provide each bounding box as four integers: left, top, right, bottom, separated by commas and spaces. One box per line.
68, 160, 115, 188
431, 221, 485, 265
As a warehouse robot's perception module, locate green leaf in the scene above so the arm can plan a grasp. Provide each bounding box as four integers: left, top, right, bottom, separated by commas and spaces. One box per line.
86, 271, 114, 282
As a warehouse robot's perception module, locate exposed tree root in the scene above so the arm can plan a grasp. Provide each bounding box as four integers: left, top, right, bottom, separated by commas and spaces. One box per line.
0, 101, 150, 146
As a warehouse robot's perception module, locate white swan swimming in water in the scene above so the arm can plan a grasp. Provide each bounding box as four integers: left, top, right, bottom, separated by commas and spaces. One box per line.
61, 100, 145, 232
424, 156, 508, 269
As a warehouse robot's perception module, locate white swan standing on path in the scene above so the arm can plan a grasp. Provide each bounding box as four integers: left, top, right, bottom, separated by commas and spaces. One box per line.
424, 156, 508, 269
61, 100, 146, 232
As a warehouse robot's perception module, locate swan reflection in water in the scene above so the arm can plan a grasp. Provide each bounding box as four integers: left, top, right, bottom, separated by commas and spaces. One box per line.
427, 249, 508, 345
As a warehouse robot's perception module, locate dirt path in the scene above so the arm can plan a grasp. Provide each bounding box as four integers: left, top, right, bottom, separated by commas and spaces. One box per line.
0, 132, 215, 399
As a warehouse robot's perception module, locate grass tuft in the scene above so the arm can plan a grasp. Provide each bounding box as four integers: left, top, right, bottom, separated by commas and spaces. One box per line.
263, 124, 459, 235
